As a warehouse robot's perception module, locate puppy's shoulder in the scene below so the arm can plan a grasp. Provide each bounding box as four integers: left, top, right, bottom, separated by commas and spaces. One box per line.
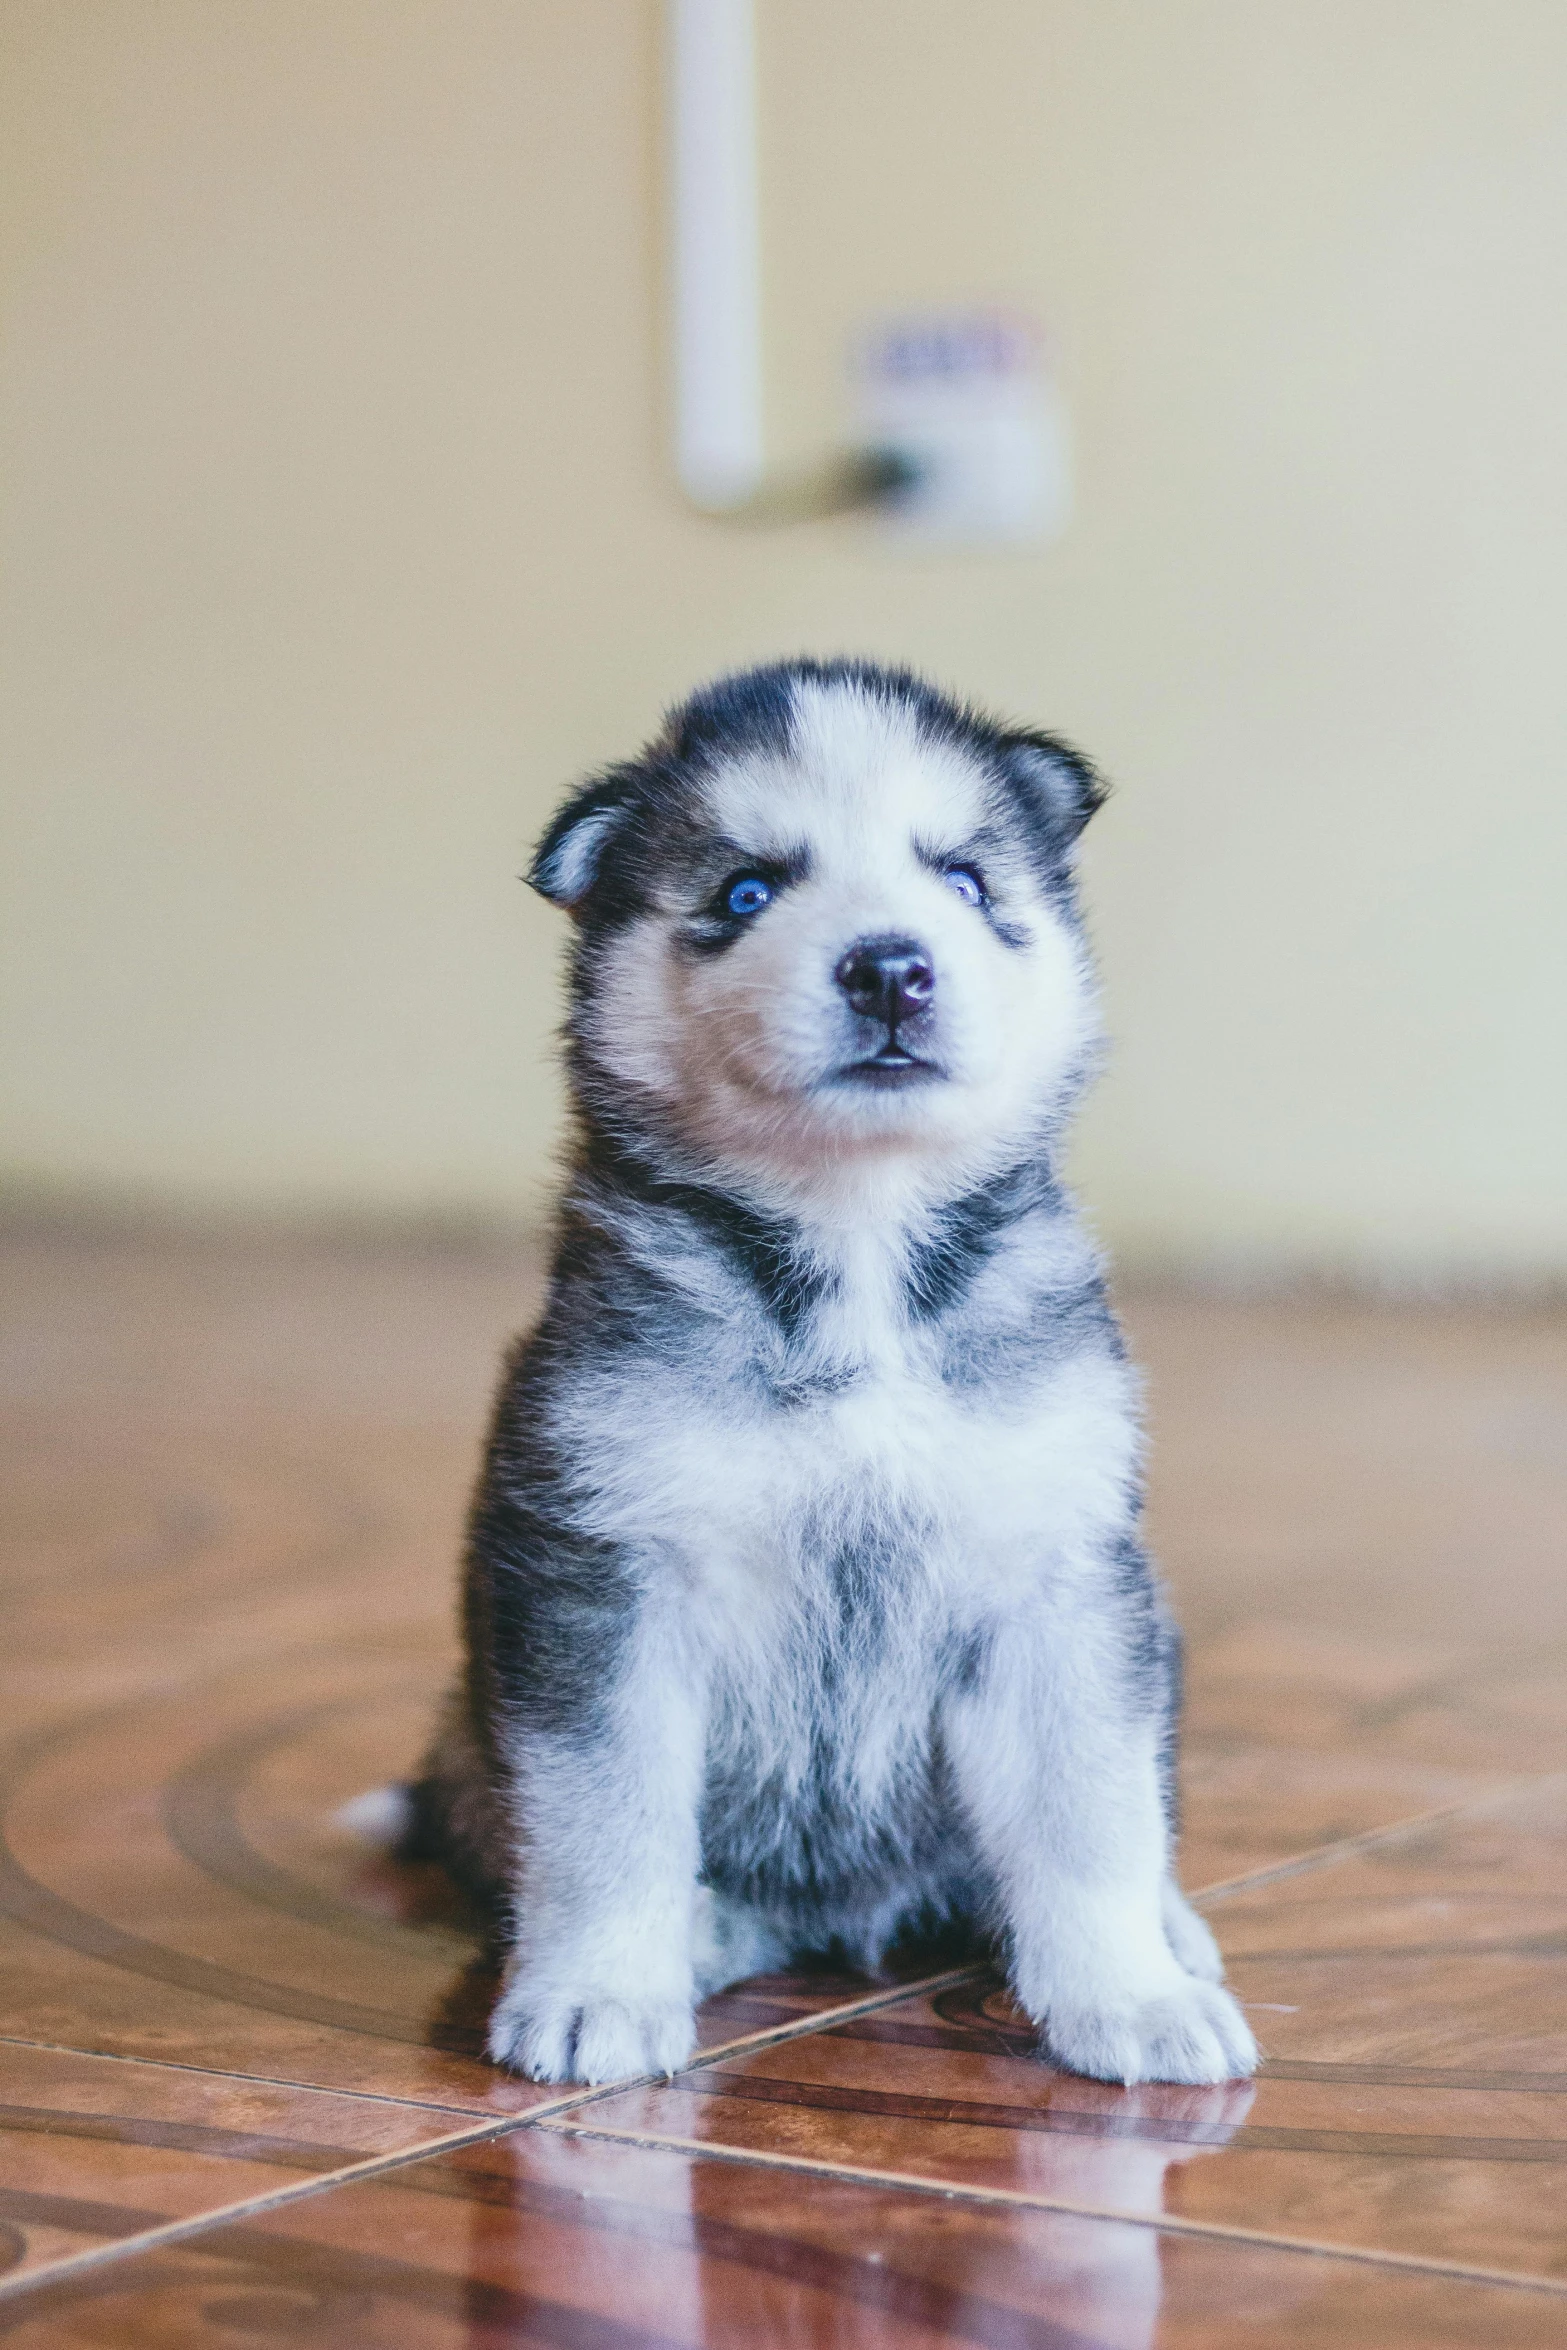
514, 1168, 787, 1409
922, 1179, 1129, 1394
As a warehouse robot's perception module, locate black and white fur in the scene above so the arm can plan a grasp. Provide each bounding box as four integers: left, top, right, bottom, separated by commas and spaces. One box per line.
399, 658, 1256, 2089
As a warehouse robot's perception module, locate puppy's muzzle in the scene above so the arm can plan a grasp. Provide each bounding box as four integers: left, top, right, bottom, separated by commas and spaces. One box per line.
833, 936, 939, 1079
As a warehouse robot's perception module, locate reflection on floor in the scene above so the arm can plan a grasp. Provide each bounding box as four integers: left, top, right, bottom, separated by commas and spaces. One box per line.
2, 1226, 1565, 2344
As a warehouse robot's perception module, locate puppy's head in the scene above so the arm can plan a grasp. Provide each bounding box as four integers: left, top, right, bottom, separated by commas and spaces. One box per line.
533, 661, 1106, 1200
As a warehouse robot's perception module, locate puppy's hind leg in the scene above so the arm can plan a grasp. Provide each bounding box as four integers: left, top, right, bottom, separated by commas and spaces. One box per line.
1161, 1879, 1225, 1983
692, 1887, 793, 1999
1149, 1612, 1225, 1984
337, 1686, 509, 1919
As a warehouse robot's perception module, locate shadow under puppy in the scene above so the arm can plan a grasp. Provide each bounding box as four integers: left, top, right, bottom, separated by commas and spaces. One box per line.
397, 657, 1257, 2089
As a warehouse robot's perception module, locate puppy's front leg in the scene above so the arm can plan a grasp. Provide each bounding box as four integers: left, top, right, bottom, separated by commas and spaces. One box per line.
944, 1586, 1256, 2087
487, 1616, 704, 2085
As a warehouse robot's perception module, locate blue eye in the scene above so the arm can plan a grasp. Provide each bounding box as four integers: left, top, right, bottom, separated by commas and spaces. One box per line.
726, 875, 774, 917
944, 865, 985, 906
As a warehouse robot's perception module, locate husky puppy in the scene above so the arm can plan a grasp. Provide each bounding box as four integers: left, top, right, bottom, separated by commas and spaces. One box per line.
405, 657, 1256, 2090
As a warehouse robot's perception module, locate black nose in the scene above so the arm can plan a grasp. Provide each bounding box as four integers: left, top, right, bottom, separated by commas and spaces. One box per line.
834, 936, 936, 1028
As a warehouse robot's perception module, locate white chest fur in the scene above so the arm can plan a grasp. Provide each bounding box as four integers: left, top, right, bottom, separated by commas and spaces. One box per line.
551, 1239, 1141, 1660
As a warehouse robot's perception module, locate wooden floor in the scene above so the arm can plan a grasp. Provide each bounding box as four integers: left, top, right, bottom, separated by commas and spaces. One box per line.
2, 1227, 1566, 2345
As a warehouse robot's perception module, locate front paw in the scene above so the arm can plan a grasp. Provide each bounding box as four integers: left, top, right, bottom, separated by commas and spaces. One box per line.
487, 1984, 696, 2084
1042, 1976, 1257, 2087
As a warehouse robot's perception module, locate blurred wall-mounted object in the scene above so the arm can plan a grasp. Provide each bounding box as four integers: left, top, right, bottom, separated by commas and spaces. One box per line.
665, 0, 1064, 541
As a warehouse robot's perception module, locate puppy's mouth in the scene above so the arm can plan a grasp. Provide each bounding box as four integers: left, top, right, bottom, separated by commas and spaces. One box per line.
837, 1039, 944, 1086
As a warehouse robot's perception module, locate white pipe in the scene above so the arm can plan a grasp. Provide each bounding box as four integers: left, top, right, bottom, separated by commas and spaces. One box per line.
666, 0, 763, 509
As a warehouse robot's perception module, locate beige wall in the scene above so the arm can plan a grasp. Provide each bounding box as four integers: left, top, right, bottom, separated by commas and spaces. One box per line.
3, 1, 1565, 1275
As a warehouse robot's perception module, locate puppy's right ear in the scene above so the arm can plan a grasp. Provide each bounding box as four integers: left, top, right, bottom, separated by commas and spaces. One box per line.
527, 775, 635, 913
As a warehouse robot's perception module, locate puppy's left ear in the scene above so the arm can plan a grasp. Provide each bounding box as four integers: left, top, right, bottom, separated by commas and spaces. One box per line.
528, 773, 637, 913
996, 729, 1107, 854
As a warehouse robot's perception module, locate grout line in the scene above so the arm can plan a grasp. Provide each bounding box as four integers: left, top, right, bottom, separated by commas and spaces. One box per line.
0, 2113, 523, 2305
539, 1961, 990, 2119
536, 2116, 1567, 2300
0, 2034, 498, 2121
698, 1965, 988, 2057
0, 2074, 634, 2310
1190, 1803, 1478, 1906
1190, 1776, 1559, 1910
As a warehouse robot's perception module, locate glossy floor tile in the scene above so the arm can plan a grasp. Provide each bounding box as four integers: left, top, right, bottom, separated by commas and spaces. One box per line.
0, 2041, 469, 2287
2, 1228, 1565, 2340
7, 2128, 1567, 2348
